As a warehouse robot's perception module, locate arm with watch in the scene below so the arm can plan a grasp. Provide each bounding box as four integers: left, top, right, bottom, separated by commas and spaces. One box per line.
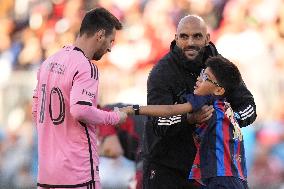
119, 94, 211, 117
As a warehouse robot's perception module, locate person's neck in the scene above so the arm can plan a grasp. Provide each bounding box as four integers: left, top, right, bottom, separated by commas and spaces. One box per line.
73, 36, 96, 60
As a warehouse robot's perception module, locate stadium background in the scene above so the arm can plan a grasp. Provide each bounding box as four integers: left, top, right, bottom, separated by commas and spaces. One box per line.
0, 0, 283, 188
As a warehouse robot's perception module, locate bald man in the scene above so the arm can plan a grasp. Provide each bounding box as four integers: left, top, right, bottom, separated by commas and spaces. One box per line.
142, 15, 256, 189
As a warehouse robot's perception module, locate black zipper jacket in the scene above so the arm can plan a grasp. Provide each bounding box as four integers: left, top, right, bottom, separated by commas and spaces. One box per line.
143, 40, 257, 175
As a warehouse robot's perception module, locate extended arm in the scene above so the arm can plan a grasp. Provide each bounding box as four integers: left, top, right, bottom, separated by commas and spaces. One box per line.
70, 65, 126, 126
121, 94, 211, 117
140, 103, 193, 117
70, 103, 121, 125
121, 103, 193, 117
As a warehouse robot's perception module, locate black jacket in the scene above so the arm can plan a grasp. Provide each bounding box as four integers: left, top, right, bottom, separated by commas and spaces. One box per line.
143, 41, 257, 175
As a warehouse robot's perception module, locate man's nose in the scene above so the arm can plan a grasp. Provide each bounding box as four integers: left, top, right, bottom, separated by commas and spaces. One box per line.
186, 36, 195, 46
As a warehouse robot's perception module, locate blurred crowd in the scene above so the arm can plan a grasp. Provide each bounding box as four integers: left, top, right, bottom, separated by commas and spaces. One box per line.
0, 0, 284, 188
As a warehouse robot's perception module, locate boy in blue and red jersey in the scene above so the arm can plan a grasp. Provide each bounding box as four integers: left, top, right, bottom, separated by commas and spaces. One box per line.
121, 55, 250, 189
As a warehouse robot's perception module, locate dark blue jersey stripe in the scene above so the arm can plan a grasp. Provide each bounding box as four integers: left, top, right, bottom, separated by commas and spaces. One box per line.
215, 101, 225, 176
233, 136, 240, 178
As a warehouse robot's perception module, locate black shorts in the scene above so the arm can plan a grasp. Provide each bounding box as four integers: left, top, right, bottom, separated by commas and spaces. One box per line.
143, 162, 201, 189
202, 177, 249, 189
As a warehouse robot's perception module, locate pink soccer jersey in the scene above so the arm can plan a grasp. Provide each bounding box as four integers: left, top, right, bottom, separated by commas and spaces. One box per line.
32, 45, 120, 188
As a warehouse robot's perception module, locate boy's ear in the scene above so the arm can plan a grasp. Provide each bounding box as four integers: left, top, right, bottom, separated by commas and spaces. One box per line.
213, 87, 225, 96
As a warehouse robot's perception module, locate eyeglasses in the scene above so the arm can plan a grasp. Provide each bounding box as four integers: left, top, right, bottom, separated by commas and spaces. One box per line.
199, 69, 222, 87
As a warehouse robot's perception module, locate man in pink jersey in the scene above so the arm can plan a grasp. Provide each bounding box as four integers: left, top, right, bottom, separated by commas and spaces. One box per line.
32, 7, 127, 189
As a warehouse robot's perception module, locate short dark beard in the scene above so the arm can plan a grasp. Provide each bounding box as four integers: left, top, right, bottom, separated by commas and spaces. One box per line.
181, 46, 206, 73
92, 52, 103, 60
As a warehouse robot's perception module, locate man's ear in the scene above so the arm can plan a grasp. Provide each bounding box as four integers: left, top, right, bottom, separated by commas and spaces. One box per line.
96, 29, 106, 41
205, 33, 210, 45
213, 87, 225, 96
175, 34, 178, 41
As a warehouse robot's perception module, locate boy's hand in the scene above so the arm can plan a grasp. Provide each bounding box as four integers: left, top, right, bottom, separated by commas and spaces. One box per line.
119, 106, 135, 115
187, 105, 214, 124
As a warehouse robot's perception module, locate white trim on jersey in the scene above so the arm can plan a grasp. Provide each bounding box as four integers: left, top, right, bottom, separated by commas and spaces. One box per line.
158, 115, 182, 126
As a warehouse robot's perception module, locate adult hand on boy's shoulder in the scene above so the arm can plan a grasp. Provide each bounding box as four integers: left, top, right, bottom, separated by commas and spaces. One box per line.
187, 105, 214, 124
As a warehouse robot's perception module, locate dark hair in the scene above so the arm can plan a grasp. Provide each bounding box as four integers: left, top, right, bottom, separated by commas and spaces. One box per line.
205, 55, 242, 95
79, 7, 122, 37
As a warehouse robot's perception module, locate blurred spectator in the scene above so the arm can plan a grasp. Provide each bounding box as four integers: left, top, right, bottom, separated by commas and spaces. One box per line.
249, 121, 284, 189
0, 101, 34, 189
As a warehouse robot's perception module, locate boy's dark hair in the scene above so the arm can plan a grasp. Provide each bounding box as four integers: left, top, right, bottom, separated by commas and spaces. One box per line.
79, 7, 122, 37
205, 55, 242, 96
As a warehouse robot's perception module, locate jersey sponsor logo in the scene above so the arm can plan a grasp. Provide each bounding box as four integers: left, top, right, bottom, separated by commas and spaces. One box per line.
48, 62, 66, 75
82, 89, 95, 99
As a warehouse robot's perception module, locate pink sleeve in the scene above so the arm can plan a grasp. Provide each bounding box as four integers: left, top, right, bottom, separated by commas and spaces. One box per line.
70, 104, 120, 125
32, 69, 40, 124
70, 62, 120, 125
95, 108, 117, 137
